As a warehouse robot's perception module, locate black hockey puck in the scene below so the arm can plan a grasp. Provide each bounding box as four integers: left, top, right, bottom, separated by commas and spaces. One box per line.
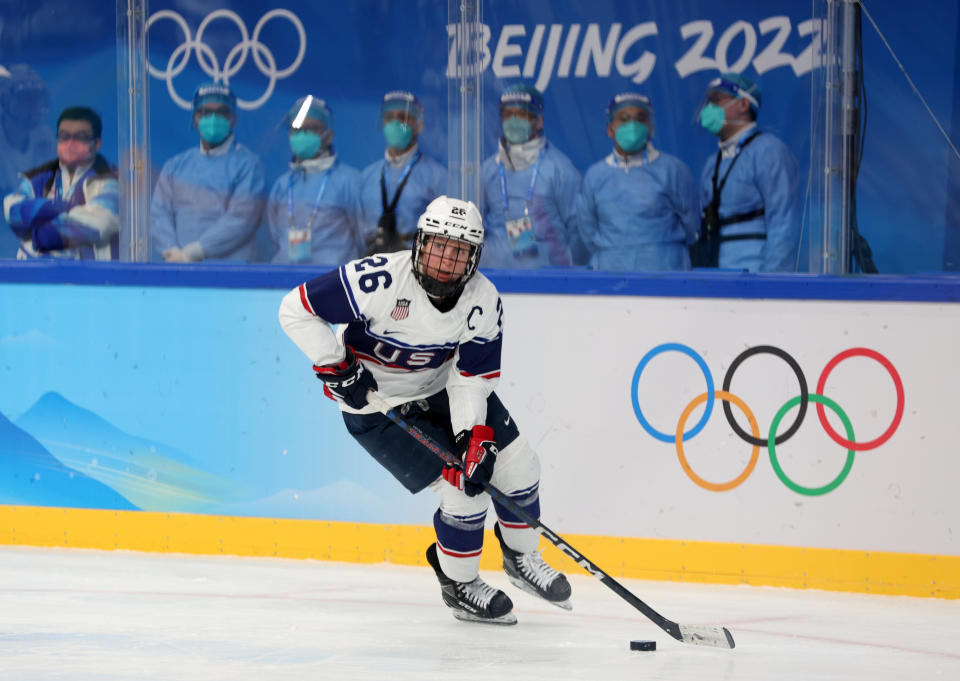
630, 639, 656, 651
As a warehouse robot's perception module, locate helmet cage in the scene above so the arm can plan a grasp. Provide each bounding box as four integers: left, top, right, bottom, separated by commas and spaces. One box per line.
412, 231, 482, 299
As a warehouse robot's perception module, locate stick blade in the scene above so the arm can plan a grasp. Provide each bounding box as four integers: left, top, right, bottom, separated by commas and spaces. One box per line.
678, 624, 736, 649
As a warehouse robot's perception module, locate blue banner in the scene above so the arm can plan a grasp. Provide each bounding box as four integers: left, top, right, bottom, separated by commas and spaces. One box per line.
0, 1, 958, 272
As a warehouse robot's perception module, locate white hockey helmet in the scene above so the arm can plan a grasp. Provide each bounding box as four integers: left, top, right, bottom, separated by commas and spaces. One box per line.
412, 195, 484, 298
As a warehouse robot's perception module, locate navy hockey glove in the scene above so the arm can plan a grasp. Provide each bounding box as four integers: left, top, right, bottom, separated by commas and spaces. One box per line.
313, 346, 378, 410
442, 425, 498, 497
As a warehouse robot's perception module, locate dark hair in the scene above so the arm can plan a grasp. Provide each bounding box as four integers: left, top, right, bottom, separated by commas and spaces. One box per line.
57, 106, 102, 139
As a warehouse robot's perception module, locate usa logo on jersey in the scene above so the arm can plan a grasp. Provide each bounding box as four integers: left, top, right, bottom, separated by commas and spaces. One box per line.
390, 298, 411, 320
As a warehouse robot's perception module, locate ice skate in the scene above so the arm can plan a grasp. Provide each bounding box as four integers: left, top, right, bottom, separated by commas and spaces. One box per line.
425, 543, 517, 625
495, 523, 572, 610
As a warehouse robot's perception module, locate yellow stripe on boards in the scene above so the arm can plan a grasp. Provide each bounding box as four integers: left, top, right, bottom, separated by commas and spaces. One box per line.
1, 505, 956, 599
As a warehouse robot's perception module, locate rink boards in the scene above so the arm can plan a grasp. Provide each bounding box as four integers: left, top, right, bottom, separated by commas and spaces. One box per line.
0, 265, 958, 598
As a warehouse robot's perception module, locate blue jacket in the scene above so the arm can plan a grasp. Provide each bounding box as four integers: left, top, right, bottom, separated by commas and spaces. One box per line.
356, 147, 446, 247
577, 146, 699, 271
0, 123, 56, 258
151, 136, 266, 262
699, 128, 801, 272
4, 154, 119, 260
267, 155, 362, 265
480, 139, 581, 269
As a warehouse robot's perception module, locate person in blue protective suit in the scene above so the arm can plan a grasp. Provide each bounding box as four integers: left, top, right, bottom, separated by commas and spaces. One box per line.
576, 93, 699, 271
693, 72, 801, 272
357, 91, 446, 255
266, 96, 362, 265
480, 84, 581, 268
3, 106, 119, 260
0, 64, 57, 258
151, 82, 266, 263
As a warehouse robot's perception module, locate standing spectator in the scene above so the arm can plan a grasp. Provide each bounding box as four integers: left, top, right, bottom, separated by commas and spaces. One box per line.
577, 93, 698, 271
694, 72, 800, 271
151, 82, 266, 263
0, 64, 56, 258
357, 91, 446, 255
3, 106, 118, 260
480, 84, 581, 268
266, 96, 361, 265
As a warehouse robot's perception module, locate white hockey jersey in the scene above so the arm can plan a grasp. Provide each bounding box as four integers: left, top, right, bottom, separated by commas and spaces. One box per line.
278, 251, 503, 433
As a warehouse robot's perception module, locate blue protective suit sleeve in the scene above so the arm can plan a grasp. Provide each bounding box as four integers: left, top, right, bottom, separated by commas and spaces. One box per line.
756, 141, 801, 272
555, 157, 582, 265
266, 175, 286, 263
196, 156, 267, 259
150, 165, 178, 253
575, 171, 600, 257
672, 160, 700, 246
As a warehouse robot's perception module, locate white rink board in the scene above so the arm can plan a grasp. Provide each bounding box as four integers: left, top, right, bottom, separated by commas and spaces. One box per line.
495, 294, 958, 556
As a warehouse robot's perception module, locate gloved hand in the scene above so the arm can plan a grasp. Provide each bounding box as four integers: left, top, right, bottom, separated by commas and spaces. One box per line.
442, 425, 498, 497
162, 247, 191, 263
313, 346, 378, 409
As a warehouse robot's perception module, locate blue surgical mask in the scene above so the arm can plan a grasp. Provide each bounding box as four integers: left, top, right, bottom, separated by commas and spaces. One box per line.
289, 130, 323, 160
197, 113, 231, 145
383, 120, 413, 150
614, 121, 649, 153
699, 103, 727, 135
502, 116, 532, 145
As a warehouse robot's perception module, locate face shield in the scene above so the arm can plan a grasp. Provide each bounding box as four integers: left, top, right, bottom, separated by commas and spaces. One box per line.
192, 83, 236, 146
498, 86, 544, 144
282, 95, 333, 160
606, 93, 654, 153
694, 76, 760, 131
379, 91, 423, 151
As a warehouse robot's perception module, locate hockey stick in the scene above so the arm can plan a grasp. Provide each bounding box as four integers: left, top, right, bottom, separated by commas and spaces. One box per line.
366, 392, 735, 649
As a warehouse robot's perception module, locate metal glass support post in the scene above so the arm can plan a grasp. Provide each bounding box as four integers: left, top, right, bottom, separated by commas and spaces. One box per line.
814, 0, 840, 273
838, 0, 861, 273
814, 0, 858, 274
116, 0, 151, 262
447, 0, 484, 205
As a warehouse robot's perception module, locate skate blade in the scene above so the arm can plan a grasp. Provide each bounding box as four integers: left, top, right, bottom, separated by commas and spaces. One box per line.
449, 606, 518, 625
507, 575, 573, 611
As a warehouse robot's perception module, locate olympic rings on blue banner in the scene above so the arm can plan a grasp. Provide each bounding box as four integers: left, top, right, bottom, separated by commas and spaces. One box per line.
630, 344, 905, 495
146, 9, 307, 110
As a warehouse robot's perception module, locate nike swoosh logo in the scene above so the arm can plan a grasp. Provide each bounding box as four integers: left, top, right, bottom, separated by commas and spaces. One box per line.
504, 416, 511, 426
381, 329, 401, 335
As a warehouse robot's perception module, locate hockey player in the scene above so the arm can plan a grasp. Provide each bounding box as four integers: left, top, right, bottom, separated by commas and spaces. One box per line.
278, 195, 571, 625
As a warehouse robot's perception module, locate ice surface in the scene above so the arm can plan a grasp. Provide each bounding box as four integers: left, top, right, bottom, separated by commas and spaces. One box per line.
1, 546, 957, 681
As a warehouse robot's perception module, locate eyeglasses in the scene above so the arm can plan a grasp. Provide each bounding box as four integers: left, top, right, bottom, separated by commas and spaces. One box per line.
57, 131, 95, 143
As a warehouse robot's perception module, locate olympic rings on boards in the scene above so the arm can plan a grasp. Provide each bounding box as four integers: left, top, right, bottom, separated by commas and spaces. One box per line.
631, 344, 905, 495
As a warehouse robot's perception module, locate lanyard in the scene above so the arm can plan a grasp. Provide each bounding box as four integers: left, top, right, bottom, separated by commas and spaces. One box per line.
55, 166, 96, 201
380, 152, 421, 212
288, 166, 332, 233
498, 147, 544, 219
711, 131, 762, 202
